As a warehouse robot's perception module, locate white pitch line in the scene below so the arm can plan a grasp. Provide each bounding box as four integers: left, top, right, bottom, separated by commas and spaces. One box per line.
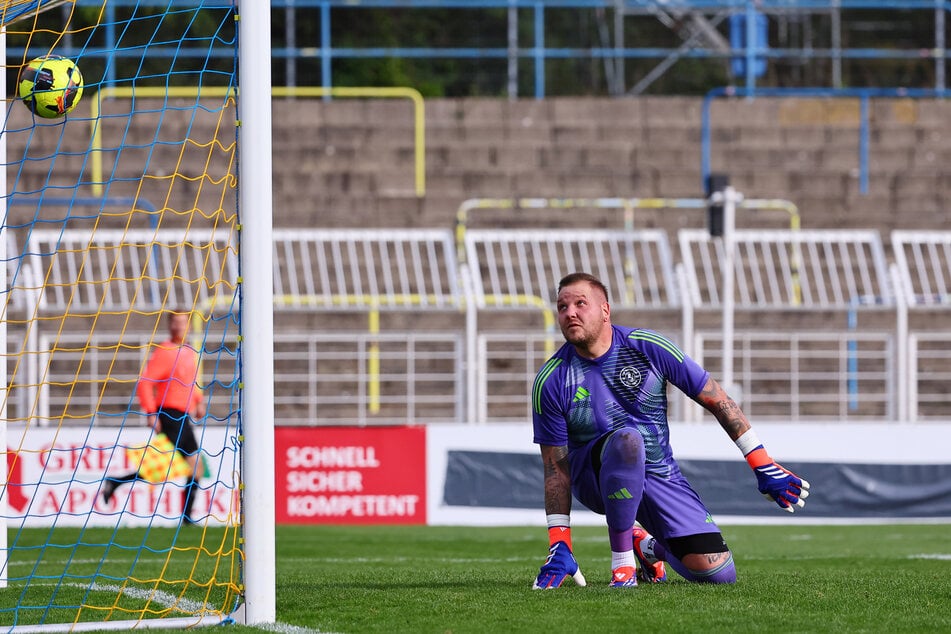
3, 555, 173, 568
257, 623, 339, 634
89, 582, 212, 614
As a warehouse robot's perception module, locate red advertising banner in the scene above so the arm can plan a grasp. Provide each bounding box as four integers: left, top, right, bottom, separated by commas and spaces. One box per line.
275, 426, 427, 525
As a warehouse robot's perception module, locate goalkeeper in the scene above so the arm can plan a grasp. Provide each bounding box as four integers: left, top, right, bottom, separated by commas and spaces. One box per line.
531, 273, 810, 589
102, 309, 206, 525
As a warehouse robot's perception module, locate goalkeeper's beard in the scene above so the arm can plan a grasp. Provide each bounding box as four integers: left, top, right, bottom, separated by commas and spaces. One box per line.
561, 320, 603, 352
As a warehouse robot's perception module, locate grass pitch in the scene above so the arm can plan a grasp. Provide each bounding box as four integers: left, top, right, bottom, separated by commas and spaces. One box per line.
264, 523, 950, 633
2, 523, 949, 632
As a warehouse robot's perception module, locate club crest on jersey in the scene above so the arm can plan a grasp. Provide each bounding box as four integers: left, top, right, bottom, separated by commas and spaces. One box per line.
618, 366, 641, 388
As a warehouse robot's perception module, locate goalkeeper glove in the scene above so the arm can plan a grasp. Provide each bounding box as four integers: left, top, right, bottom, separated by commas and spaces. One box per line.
532, 541, 587, 589
735, 429, 810, 513
745, 446, 810, 513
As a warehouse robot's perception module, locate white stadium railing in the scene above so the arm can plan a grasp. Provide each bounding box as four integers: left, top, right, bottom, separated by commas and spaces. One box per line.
463, 228, 679, 310
271, 228, 460, 311
891, 231, 951, 421
22, 227, 238, 313
678, 228, 892, 309
5, 226, 950, 425
675, 228, 899, 423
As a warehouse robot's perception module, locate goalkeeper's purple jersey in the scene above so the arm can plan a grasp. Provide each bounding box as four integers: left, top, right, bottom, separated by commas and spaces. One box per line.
532, 326, 709, 475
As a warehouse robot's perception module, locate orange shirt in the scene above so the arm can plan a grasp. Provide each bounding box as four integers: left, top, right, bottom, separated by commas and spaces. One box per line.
136, 339, 203, 415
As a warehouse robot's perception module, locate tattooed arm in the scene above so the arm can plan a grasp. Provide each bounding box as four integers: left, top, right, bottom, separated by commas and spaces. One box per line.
695, 376, 811, 513
539, 444, 572, 516
693, 376, 751, 441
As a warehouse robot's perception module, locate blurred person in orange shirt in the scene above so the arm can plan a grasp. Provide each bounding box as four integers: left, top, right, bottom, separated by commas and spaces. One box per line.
103, 308, 206, 524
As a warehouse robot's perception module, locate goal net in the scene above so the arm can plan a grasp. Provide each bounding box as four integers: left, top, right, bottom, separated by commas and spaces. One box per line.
0, 1, 272, 630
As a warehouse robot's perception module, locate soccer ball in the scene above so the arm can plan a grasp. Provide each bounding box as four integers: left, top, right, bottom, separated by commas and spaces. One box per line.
18, 55, 84, 119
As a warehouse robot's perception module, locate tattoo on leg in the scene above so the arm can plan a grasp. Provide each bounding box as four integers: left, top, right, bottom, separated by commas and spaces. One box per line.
703, 552, 728, 566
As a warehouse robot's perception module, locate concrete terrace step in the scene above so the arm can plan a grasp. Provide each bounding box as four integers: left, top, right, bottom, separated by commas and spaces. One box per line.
3, 95, 948, 235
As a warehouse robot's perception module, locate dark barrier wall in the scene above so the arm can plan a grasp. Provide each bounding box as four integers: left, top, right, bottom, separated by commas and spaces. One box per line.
443, 450, 951, 519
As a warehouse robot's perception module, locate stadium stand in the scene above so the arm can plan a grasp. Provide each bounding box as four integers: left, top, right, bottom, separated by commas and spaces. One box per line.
4, 4, 948, 426
9, 220, 949, 424
276, 95, 950, 233
8, 91, 951, 423
8, 95, 949, 234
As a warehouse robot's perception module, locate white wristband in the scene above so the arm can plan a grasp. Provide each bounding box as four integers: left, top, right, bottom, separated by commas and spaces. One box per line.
734, 429, 762, 456
546, 513, 570, 528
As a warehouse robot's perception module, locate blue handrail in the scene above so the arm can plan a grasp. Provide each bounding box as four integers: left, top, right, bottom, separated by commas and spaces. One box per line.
9, 0, 948, 99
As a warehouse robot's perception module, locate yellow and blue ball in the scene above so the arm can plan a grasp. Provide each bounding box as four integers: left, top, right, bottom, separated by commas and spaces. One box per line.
18, 55, 84, 118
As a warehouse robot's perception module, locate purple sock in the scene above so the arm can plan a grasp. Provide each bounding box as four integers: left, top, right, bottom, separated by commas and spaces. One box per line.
598, 429, 646, 549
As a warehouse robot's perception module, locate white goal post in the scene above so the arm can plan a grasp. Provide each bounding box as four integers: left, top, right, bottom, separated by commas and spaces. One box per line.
237, 0, 277, 625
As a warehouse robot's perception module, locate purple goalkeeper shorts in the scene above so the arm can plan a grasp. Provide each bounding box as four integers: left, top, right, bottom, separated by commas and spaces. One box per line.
569, 438, 722, 541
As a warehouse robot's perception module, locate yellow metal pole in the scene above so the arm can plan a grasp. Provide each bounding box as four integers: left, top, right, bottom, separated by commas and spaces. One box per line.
741, 199, 802, 305
91, 86, 425, 197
